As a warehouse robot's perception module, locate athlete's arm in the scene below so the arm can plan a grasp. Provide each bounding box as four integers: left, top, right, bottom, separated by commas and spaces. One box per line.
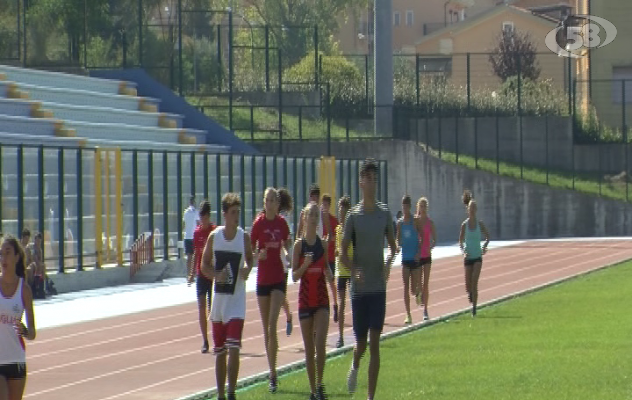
291, 239, 309, 282
385, 212, 397, 280
297, 209, 305, 238
323, 211, 332, 241
340, 214, 354, 275
479, 221, 491, 254
396, 219, 402, 249
459, 222, 466, 254
21, 281, 36, 341
201, 231, 216, 279
241, 232, 255, 280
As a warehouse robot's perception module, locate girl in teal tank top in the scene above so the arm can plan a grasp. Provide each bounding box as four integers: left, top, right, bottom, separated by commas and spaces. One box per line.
397, 195, 420, 325
458, 200, 490, 317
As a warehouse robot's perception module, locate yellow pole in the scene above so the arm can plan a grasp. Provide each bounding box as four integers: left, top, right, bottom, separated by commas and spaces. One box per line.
319, 156, 336, 214
115, 148, 123, 266
94, 149, 103, 269
105, 150, 111, 262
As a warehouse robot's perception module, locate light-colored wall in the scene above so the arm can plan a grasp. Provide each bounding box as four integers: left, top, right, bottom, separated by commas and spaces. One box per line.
415, 8, 565, 91
254, 140, 632, 242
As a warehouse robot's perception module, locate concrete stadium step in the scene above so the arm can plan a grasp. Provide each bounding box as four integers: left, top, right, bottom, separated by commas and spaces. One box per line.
62, 119, 207, 144
0, 115, 64, 137
41, 101, 184, 129
0, 64, 137, 96
12, 81, 158, 112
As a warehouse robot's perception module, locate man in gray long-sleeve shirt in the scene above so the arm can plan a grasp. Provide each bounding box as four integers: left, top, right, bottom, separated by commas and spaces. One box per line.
341, 158, 397, 400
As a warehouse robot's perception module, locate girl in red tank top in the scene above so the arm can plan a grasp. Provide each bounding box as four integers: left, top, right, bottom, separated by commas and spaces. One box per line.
292, 203, 334, 400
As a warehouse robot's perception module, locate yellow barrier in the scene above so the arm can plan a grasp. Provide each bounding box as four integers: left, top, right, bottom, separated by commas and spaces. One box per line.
94, 148, 124, 267
318, 156, 336, 214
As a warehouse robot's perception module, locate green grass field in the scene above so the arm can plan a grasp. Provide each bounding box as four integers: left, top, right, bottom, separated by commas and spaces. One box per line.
212, 259, 632, 400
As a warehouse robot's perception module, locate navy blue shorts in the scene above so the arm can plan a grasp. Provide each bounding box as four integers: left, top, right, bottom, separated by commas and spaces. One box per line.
184, 239, 194, 255
351, 292, 386, 340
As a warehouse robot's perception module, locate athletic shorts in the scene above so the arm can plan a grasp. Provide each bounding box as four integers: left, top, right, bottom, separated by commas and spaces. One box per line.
337, 277, 350, 292
419, 257, 432, 267
0, 363, 26, 380
464, 257, 483, 266
256, 281, 286, 296
211, 319, 245, 355
351, 291, 387, 339
402, 260, 420, 270
298, 306, 330, 320
196, 274, 213, 298
184, 239, 194, 255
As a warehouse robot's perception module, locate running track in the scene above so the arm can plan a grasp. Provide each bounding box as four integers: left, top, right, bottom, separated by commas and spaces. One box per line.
23, 239, 632, 400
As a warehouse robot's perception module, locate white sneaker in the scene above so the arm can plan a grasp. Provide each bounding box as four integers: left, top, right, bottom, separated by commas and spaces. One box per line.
347, 365, 358, 393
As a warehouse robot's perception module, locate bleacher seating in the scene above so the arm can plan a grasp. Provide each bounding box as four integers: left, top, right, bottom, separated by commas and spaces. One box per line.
0, 64, 229, 152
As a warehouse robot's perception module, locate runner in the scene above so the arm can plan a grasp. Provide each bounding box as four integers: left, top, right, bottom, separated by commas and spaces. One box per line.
415, 197, 437, 321
291, 202, 334, 400
0, 235, 37, 400
320, 194, 339, 323
250, 188, 292, 393
458, 199, 490, 317
278, 188, 294, 337
397, 195, 419, 325
193, 200, 217, 353
297, 184, 331, 241
200, 193, 254, 400
341, 158, 397, 400
183, 196, 199, 285
335, 195, 352, 348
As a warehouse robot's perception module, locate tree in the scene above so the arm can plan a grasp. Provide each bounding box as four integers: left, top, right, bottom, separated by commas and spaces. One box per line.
246, 0, 369, 66
488, 30, 541, 82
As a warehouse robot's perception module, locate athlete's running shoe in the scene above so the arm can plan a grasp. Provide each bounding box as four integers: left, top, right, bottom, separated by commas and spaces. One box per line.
336, 337, 344, 348
347, 365, 358, 393
201, 341, 209, 354
269, 377, 278, 393
423, 310, 430, 321
286, 319, 293, 336
404, 314, 412, 324
317, 384, 328, 400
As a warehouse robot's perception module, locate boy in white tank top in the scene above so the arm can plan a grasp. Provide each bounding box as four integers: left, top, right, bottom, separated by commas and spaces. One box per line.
201, 193, 255, 400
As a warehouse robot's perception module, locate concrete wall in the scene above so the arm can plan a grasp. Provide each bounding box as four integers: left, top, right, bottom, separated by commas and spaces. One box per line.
402, 115, 632, 174
255, 140, 632, 242
49, 258, 186, 294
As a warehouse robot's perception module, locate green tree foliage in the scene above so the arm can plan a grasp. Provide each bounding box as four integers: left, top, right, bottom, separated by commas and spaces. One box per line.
488, 30, 541, 82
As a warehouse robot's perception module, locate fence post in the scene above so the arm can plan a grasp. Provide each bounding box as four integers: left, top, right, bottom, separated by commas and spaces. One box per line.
148, 150, 154, 244
278, 50, 283, 154
326, 82, 331, 156
38, 146, 45, 262
364, 54, 369, 109
624, 80, 629, 202
76, 148, 83, 271
466, 52, 471, 112
95, 149, 103, 269
250, 105, 254, 142
228, 154, 234, 192
240, 155, 246, 228
314, 25, 319, 88
177, 0, 183, 97
132, 149, 139, 246
22, 2, 26, 66
545, 116, 549, 185
83, 0, 88, 68
415, 54, 420, 106
495, 111, 500, 175
138, 0, 143, 66
265, 25, 270, 91
251, 156, 257, 221
162, 151, 169, 260
216, 154, 222, 226
58, 148, 65, 273
115, 149, 123, 266
17, 145, 23, 235
474, 116, 478, 169
204, 152, 209, 201
176, 152, 183, 259
228, 10, 234, 131
455, 116, 459, 164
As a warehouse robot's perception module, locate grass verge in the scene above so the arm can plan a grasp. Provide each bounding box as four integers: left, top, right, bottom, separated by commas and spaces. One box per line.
213, 259, 632, 400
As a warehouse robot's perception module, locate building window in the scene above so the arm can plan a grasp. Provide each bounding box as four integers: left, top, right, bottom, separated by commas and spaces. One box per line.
418, 57, 453, 76
406, 10, 414, 26
393, 12, 400, 26
612, 67, 632, 104
502, 21, 514, 34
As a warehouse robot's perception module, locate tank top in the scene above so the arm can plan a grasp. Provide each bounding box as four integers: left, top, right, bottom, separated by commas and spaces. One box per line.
399, 217, 419, 261
464, 218, 483, 260
0, 278, 26, 364
210, 227, 247, 321
298, 236, 329, 310
418, 217, 433, 258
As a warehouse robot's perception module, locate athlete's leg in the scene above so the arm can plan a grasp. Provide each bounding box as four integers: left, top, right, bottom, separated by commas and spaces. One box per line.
215, 351, 227, 399
0, 377, 7, 400
299, 313, 317, 395
267, 289, 285, 381
402, 266, 411, 321
464, 264, 473, 302
471, 261, 483, 314
7, 377, 26, 400
337, 279, 347, 346
367, 328, 382, 400
313, 308, 330, 387
227, 347, 241, 395
421, 262, 431, 316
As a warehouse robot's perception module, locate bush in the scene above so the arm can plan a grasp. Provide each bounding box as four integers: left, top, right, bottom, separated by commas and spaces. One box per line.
284, 51, 366, 117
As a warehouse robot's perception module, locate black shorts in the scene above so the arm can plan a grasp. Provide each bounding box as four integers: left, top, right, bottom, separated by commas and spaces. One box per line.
351, 292, 387, 339
337, 277, 350, 292
464, 257, 483, 266
256, 281, 286, 296
298, 306, 330, 320
328, 261, 336, 275
184, 239, 194, 255
402, 260, 420, 270
419, 257, 432, 267
196, 274, 213, 298
0, 363, 27, 380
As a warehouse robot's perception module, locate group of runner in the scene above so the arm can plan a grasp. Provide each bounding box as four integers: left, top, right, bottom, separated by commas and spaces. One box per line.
0, 158, 490, 400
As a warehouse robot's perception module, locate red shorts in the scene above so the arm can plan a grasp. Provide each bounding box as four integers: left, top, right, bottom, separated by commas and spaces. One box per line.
211, 319, 244, 355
